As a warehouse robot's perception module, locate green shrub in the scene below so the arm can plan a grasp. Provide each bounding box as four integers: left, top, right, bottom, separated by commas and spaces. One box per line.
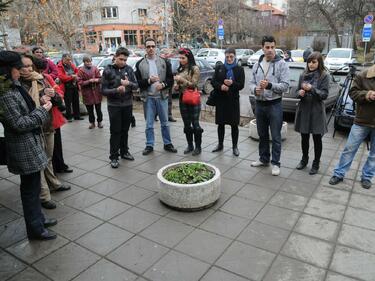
163, 163, 214, 184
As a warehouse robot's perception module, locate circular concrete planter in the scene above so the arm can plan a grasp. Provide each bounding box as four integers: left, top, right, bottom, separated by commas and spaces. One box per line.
157, 161, 221, 211
249, 119, 288, 141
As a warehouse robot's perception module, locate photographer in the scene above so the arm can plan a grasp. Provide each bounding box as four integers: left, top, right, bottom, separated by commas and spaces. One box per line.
20, 55, 71, 210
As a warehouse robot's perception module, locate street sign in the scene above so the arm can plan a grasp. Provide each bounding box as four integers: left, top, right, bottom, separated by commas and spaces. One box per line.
218, 19, 224, 25
364, 14, 374, 24
218, 25, 224, 40
362, 23, 372, 42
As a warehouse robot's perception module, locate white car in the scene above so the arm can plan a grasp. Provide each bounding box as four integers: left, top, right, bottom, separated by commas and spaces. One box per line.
196, 48, 225, 67
324, 48, 357, 73
247, 49, 284, 67
236, 49, 254, 66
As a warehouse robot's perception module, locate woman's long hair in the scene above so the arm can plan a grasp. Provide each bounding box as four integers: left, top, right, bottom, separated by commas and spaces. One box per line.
177, 48, 196, 76
305, 51, 326, 77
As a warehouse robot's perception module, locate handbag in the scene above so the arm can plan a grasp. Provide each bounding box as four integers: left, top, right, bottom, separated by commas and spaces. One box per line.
182, 88, 200, 106
206, 89, 217, 106
0, 137, 7, 165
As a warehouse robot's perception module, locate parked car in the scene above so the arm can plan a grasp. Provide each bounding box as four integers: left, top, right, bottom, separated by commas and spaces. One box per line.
195, 48, 225, 67
290, 49, 304, 62
168, 57, 215, 95
160, 48, 178, 59
236, 49, 254, 66
247, 49, 284, 67
324, 48, 358, 73
48, 53, 90, 66
249, 62, 340, 114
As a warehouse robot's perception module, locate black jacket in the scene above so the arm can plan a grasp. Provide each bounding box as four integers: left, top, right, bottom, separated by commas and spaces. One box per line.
101, 64, 138, 107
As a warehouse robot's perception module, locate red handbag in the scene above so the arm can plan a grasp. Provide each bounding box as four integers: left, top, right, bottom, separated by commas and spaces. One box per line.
182, 88, 201, 105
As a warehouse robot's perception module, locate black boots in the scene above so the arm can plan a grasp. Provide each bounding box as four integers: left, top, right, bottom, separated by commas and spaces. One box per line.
309, 160, 320, 175
296, 157, 308, 170
192, 129, 202, 156
184, 128, 194, 154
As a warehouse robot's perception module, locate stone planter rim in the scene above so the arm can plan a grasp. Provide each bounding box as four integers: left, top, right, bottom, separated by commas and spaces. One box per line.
157, 161, 220, 187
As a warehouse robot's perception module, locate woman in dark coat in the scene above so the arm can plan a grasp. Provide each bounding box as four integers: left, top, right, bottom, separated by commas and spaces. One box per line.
211, 48, 245, 156
0, 51, 57, 240
295, 51, 329, 175
77, 56, 103, 129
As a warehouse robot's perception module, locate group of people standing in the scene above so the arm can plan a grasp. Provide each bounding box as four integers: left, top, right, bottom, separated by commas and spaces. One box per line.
0, 34, 374, 242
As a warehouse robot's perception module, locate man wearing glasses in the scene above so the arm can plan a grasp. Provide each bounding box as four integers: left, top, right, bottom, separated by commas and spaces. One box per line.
135, 38, 177, 155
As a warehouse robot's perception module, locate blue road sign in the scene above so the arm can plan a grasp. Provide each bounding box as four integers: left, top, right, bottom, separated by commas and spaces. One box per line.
362, 23, 372, 42
218, 19, 224, 25
364, 15, 374, 24
218, 25, 224, 38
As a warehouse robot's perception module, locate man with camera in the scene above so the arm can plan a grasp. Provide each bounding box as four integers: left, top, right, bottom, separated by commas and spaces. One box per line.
330, 64, 375, 189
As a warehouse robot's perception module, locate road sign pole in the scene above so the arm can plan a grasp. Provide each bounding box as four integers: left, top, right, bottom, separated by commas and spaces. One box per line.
364, 42, 367, 64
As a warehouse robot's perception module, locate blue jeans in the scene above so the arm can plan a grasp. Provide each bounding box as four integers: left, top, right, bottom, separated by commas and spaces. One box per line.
255, 100, 283, 166
145, 96, 171, 147
333, 124, 375, 182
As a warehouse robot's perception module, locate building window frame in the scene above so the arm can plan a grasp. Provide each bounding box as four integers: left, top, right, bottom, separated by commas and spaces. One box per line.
101, 6, 119, 19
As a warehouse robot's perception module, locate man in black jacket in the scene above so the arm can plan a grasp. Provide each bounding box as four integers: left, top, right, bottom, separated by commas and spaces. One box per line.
101, 47, 139, 168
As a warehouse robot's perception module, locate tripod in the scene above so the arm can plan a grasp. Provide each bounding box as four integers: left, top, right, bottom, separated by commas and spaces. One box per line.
327, 64, 357, 138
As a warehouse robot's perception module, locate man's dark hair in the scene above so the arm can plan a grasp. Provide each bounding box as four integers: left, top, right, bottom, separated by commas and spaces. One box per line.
32, 57, 48, 71
62, 53, 71, 59
225, 47, 236, 55
32, 47, 43, 54
115, 47, 130, 57
261, 35, 276, 46
144, 37, 156, 45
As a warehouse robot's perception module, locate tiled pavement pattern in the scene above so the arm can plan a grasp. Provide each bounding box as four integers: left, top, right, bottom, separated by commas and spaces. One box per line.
0, 108, 373, 281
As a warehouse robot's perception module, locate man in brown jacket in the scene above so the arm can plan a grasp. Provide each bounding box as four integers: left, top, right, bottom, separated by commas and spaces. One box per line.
329, 65, 375, 189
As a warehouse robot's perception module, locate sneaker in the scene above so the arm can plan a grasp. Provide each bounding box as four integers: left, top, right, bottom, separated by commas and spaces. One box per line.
142, 146, 154, 155
88, 123, 95, 129
97, 122, 103, 128
121, 151, 135, 161
164, 144, 177, 153
361, 179, 372, 189
272, 165, 280, 176
251, 160, 269, 167
110, 159, 119, 168
329, 176, 343, 185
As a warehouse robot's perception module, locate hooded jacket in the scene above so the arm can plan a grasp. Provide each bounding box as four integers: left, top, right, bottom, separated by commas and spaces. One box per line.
249, 54, 289, 101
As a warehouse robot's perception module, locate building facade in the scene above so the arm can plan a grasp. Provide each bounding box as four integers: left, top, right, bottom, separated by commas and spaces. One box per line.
83, 0, 165, 53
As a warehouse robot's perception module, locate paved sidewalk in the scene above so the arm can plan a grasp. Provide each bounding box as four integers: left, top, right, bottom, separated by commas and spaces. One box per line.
0, 109, 373, 281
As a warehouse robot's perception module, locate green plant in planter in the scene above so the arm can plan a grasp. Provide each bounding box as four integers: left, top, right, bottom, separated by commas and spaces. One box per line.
163, 163, 214, 184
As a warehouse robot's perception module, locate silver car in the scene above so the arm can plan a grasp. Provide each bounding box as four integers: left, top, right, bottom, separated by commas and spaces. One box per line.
236, 49, 254, 66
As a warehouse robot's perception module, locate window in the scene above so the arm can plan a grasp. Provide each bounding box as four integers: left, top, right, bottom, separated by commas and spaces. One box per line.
85, 11, 93, 22
197, 51, 209, 57
86, 31, 97, 45
209, 51, 218, 57
140, 30, 152, 45
138, 8, 147, 17
101, 6, 118, 19
124, 30, 137, 46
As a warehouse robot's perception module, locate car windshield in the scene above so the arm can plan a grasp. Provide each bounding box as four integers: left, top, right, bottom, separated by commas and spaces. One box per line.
91, 57, 104, 66
289, 67, 304, 83
291, 50, 303, 57
236, 49, 245, 55
327, 50, 351, 58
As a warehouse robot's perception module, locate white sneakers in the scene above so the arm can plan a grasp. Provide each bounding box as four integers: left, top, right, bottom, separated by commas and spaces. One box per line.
271, 165, 280, 176
251, 160, 280, 176
251, 160, 268, 167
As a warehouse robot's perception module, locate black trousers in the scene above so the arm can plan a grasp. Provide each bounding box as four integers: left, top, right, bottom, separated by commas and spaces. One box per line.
108, 105, 132, 160
301, 133, 322, 162
86, 103, 103, 123
64, 85, 80, 120
20, 172, 45, 236
218, 124, 239, 148
52, 128, 68, 172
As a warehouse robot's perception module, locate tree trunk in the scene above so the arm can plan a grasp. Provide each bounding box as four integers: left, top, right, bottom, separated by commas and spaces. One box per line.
317, 4, 341, 48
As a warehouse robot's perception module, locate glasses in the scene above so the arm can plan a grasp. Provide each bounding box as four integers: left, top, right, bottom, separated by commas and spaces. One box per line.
225, 55, 235, 59
146, 45, 156, 49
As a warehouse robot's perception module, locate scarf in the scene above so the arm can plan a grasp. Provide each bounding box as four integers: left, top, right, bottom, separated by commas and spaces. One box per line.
21, 71, 44, 106
224, 59, 237, 81
303, 70, 321, 89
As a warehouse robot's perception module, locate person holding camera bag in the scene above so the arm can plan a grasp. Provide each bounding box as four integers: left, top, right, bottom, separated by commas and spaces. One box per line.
174, 48, 202, 155
20, 55, 71, 210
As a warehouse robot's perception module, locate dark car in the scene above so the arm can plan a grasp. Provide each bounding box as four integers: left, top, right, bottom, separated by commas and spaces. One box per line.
168, 57, 215, 95
249, 62, 340, 114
